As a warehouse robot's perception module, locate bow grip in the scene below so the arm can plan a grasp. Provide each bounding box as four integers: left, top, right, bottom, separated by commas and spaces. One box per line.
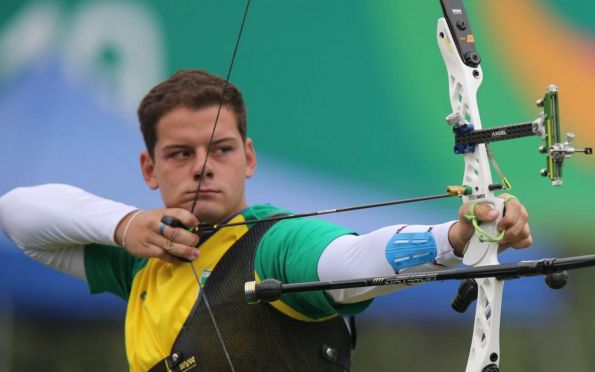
462, 196, 504, 266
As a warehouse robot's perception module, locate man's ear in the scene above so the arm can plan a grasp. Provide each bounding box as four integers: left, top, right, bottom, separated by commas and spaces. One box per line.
140, 151, 159, 189
244, 138, 257, 179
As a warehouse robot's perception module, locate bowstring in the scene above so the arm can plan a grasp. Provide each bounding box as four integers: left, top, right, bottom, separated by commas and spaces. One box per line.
188, 1, 252, 371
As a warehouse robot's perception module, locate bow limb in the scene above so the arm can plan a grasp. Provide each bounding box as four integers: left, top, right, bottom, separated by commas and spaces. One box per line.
437, 5, 504, 372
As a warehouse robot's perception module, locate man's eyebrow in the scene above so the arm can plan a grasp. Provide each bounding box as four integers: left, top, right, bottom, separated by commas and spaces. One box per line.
210, 137, 239, 145
162, 137, 239, 150
162, 144, 191, 151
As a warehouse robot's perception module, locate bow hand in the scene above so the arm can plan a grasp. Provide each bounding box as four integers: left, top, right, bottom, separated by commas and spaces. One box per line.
450, 195, 532, 257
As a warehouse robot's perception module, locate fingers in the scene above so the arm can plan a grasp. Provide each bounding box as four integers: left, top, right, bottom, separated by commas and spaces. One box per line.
458, 202, 498, 224
155, 233, 199, 261
151, 208, 201, 261
140, 243, 185, 264
159, 222, 200, 247
121, 207, 201, 262
458, 194, 533, 252
497, 196, 523, 230
498, 196, 532, 249
499, 224, 532, 250
157, 210, 200, 261
472, 203, 500, 222
160, 208, 199, 230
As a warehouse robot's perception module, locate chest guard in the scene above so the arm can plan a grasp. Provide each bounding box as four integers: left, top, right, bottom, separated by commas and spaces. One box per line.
150, 219, 354, 372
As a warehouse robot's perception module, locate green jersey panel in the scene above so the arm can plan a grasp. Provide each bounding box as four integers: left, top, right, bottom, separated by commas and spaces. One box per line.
84, 244, 145, 300
85, 204, 373, 319
254, 214, 373, 319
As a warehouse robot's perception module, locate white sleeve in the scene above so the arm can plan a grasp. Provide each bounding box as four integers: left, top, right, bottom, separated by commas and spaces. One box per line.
317, 221, 462, 304
0, 184, 138, 280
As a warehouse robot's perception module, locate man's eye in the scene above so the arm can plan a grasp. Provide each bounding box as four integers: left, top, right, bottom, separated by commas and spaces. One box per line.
169, 151, 192, 159
214, 146, 233, 155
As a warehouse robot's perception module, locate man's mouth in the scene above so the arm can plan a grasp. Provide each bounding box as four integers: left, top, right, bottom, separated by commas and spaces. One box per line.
185, 189, 219, 199
195, 189, 218, 194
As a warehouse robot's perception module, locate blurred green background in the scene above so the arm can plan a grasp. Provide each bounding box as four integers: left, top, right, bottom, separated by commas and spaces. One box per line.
1, 0, 594, 370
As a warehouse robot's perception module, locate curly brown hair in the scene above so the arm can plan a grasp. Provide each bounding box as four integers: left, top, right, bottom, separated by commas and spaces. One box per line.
138, 69, 247, 157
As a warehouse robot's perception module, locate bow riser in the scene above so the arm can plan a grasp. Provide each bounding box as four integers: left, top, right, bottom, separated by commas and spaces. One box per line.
437, 16, 504, 372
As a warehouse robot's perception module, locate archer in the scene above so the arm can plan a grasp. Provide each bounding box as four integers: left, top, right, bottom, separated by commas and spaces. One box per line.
0, 69, 531, 371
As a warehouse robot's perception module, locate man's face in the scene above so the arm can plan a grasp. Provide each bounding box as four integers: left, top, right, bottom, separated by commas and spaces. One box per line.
141, 105, 256, 224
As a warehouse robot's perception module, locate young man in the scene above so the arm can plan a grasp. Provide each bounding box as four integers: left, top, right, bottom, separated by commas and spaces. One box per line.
0, 70, 531, 371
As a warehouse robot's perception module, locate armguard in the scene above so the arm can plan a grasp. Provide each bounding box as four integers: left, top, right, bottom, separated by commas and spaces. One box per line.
385, 230, 437, 272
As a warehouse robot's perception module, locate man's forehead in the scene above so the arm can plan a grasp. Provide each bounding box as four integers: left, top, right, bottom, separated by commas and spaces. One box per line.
157, 106, 238, 130
157, 124, 241, 148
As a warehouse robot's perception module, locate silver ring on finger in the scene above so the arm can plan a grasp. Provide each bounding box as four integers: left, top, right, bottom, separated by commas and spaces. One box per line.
159, 222, 167, 237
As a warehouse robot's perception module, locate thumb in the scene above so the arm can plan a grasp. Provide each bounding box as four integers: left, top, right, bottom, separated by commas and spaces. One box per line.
459, 202, 499, 224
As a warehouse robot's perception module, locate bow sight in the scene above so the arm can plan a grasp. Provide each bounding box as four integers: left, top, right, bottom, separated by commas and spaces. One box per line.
447, 85, 592, 187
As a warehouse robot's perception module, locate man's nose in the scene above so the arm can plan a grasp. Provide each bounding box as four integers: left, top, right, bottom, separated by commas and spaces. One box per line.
192, 149, 213, 180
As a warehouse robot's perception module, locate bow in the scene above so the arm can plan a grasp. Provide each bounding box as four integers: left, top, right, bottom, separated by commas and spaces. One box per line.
437, 1, 505, 370
437, 1, 592, 369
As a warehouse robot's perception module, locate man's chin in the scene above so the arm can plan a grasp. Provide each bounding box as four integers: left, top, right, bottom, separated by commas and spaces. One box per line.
193, 206, 227, 225
177, 194, 218, 211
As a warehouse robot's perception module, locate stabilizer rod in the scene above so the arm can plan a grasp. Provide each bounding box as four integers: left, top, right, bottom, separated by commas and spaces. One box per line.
244, 254, 595, 303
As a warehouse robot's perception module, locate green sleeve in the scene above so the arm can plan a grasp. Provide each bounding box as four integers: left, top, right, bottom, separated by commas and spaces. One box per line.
254, 219, 373, 320
84, 244, 142, 300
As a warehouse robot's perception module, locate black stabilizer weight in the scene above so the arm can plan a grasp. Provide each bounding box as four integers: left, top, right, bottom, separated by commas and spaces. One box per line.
545, 271, 568, 289
245, 278, 283, 304
451, 279, 478, 313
